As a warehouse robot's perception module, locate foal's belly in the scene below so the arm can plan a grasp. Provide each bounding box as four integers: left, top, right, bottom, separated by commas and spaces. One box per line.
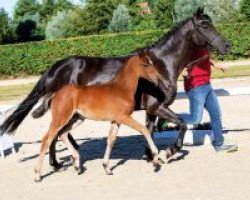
76, 87, 134, 121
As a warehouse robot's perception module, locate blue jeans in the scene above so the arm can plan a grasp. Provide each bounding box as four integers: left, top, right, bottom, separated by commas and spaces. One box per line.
179, 84, 224, 146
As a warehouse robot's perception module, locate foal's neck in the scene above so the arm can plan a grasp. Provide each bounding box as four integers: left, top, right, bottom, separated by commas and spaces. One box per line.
112, 57, 141, 95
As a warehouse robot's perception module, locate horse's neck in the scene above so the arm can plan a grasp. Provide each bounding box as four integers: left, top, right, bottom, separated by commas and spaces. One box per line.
151, 21, 193, 82
112, 59, 139, 95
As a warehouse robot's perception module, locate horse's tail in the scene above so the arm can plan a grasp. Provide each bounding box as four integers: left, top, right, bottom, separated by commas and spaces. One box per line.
32, 94, 52, 119
0, 76, 47, 135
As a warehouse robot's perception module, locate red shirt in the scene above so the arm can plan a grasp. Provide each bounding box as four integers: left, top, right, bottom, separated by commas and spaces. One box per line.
184, 48, 211, 92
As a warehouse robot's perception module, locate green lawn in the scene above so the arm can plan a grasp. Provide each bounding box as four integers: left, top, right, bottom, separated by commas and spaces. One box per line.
0, 83, 34, 102
0, 65, 250, 102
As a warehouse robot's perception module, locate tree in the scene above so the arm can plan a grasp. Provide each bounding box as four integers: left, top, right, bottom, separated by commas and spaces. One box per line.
0, 9, 9, 44
240, 0, 250, 21
71, 0, 119, 35
13, 0, 40, 20
109, 4, 131, 32
174, 0, 237, 23
154, 0, 174, 29
15, 19, 37, 42
40, 0, 73, 21
45, 10, 72, 40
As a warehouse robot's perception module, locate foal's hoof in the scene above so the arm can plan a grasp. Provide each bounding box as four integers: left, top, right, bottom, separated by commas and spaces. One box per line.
34, 176, 42, 183
105, 169, 113, 175
103, 164, 113, 175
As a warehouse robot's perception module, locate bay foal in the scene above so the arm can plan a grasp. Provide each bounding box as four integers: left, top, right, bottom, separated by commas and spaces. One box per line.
34, 53, 160, 182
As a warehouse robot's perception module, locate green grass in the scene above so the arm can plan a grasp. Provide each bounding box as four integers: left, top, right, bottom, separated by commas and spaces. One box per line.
0, 65, 250, 102
212, 65, 250, 78
0, 83, 34, 102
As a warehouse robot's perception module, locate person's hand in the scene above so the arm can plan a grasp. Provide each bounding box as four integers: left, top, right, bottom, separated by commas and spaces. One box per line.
182, 68, 189, 77
211, 60, 229, 73
218, 65, 229, 73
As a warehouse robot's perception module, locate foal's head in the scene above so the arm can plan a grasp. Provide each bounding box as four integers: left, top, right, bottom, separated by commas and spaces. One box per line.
133, 50, 159, 85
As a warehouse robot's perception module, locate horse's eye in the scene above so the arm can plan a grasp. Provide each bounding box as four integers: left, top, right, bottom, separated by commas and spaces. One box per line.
142, 63, 150, 68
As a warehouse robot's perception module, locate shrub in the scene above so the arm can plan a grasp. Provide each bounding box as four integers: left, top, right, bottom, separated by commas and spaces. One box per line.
0, 22, 249, 77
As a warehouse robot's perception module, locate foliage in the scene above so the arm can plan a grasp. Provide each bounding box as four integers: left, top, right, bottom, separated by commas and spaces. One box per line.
154, 0, 174, 29
39, 0, 73, 22
239, 0, 250, 21
74, 0, 118, 35
0, 9, 9, 44
174, 0, 237, 23
0, 22, 249, 77
14, 13, 44, 42
109, 4, 132, 32
13, 0, 40, 20
45, 10, 72, 40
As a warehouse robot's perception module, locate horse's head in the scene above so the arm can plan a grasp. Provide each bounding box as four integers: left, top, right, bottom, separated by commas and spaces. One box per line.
189, 7, 231, 54
137, 50, 159, 85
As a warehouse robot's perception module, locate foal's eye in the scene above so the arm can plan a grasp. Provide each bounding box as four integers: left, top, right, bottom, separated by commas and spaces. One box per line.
142, 63, 150, 68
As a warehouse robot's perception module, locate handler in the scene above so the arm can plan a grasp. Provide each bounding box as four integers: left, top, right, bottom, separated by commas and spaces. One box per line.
178, 47, 237, 152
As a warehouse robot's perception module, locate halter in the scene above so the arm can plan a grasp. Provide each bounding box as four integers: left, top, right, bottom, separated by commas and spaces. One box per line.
192, 18, 218, 47
186, 54, 209, 70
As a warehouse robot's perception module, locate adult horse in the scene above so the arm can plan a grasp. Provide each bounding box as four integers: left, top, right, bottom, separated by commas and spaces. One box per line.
0, 8, 231, 167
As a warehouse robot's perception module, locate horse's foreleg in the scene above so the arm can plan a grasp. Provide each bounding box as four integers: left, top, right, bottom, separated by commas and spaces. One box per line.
117, 116, 159, 167
144, 114, 157, 161
60, 133, 80, 171
49, 136, 63, 170
103, 122, 119, 175
154, 105, 187, 159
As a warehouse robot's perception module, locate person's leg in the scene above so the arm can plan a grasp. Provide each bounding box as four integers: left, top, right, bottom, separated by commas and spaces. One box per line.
204, 85, 224, 146
179, 85, 208, 125
205, 85, 238, 152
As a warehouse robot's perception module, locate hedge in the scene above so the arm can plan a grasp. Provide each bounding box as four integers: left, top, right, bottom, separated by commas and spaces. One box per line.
0, 23, 249, 77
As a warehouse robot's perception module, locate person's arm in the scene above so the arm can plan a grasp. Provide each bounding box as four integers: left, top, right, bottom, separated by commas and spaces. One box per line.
210, 59, 229, 72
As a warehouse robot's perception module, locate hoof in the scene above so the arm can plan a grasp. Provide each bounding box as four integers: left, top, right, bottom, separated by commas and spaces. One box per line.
51, 161, 65, 171
105, 169, 113, 175
103, 163, 113, 175
153, 162, 161, 172
77, 166, 86, 175
34, 176, 42, 183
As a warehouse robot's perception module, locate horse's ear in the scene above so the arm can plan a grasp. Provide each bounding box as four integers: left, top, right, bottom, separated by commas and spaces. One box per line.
138, 49, 148, 58
195, 6, 204, 18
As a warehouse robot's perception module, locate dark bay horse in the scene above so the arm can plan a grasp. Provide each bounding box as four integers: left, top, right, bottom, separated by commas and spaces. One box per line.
34, 53, 160, 181
0, 8, 231, 167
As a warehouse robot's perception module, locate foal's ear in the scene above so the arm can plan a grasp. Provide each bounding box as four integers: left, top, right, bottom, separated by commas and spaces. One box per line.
138, 49, 149, 58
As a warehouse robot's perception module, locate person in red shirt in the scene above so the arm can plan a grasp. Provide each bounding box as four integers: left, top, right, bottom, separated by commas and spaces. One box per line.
179, 47, 238, 152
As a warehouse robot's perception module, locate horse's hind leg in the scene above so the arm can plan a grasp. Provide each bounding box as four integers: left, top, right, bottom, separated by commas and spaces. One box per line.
49, 113, 83, 170
117, 116, 159, 166
34, 125, 59, 182
103, 122, 119, 175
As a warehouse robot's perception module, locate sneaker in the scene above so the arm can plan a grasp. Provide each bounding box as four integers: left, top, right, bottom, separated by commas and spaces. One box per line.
214, 144, 238, 153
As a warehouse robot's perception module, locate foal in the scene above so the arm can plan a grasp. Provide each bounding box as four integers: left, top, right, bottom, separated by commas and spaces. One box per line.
34, 53, 160, 181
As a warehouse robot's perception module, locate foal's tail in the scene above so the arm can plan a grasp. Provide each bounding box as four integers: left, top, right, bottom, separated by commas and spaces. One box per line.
0, 76, 47, 135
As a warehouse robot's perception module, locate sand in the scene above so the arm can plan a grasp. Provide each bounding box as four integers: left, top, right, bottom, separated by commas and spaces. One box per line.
0, 77, 250, 200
